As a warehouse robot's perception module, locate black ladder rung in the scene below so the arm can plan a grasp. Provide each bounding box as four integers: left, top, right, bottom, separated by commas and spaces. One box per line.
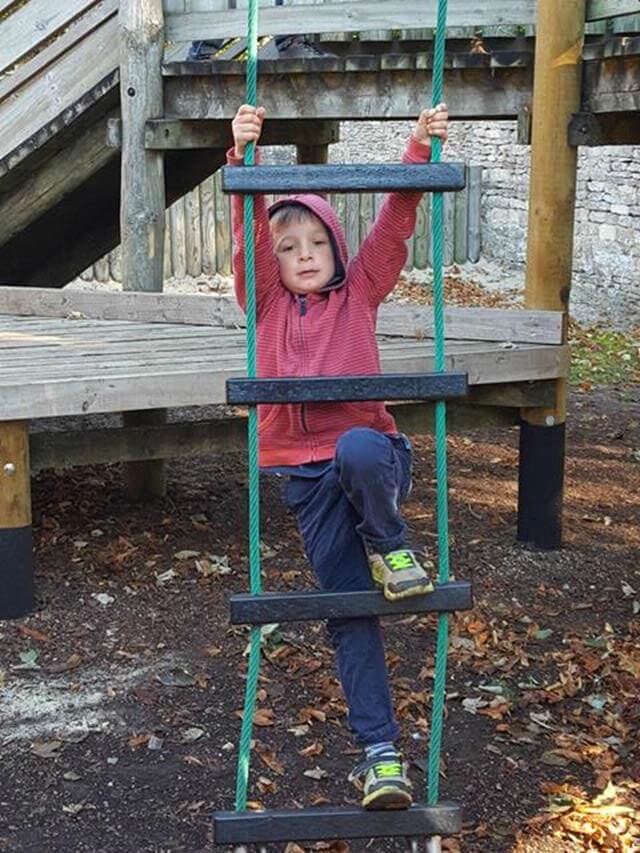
214, 802, 462, 845
226, 372, 469, 405
222, 162, 466, 194
230, 581, 472, 625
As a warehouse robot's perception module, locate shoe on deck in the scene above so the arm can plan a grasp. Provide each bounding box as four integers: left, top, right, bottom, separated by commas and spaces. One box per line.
275, 36, 336, 58
369, 548, 434, 602
348, 750, 413, 811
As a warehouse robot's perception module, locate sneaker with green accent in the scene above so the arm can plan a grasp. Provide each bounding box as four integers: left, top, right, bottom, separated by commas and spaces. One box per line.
369, 548, 434, 602
348, 749, 413, 810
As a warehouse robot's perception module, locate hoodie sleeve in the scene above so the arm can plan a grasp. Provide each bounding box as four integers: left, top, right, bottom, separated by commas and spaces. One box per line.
227, 147, 281, 314
347, 136, 432, 308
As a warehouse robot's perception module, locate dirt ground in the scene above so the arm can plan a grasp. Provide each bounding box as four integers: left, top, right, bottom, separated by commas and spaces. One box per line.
1, 384, 639, 853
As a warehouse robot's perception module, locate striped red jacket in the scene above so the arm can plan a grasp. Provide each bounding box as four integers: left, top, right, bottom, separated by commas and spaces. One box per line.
228, 136, 431, 467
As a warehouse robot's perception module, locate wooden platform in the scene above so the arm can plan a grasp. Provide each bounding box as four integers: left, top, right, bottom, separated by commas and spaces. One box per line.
0, 295, 568, 422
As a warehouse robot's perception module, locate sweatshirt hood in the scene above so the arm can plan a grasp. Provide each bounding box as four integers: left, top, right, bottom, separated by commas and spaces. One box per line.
268, 194, 348, 292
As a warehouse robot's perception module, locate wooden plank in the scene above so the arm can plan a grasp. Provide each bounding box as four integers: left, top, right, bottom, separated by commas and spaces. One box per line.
413, 195, 429, 270
467, 165, 482, 262
443, 191, 455, 266
454, 168, 469, 264
184, 187, 202, 276
200, 176, 217, 275
165, 1, 537, 42
30, 388, 551, 471
214, 171, 231, 275
0, 109, 119, 247
0, 344, 570, 419
0, 290, 565, 343
0, 0, 101, 76
30, 417, 247, 471
171, 197, 188, 278
0, 0, 117, 105
586, 0, 640, 20
345, 193, 359, 257
93, 255, 110, 283
0, 16, 118, 166
163, 63, 534, 122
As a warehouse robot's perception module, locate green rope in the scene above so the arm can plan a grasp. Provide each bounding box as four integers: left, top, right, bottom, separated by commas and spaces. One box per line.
427, 0, 451, 807
234, 0, 262, 813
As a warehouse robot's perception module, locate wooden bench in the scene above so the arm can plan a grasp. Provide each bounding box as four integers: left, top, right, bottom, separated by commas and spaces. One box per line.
0, 286, 566, 618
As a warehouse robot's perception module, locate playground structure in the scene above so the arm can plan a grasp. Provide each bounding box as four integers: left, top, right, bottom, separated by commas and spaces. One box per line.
1, 0, 638, 599
0, 0, 639, 848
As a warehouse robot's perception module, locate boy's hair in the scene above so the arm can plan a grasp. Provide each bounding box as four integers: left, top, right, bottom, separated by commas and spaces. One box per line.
269, 201, 324, 231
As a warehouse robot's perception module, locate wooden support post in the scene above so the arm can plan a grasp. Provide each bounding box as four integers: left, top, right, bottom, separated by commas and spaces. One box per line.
296, 144, 329, 165
295, 121, 339, 165
119, 0, 167, 500
0, 421, 34, 619
519, 0, 585, 549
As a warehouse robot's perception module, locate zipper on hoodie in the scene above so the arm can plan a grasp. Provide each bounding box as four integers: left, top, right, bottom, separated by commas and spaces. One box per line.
298, 296, 310, 436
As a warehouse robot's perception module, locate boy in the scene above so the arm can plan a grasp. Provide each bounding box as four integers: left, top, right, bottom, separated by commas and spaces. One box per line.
228, 103, 449, 810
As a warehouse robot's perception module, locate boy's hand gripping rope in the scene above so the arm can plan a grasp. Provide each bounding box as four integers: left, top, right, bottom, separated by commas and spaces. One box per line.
233, 0, 453, 813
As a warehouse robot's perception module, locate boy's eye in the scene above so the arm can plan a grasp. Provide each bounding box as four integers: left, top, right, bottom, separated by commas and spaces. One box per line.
314, 240, 327, 245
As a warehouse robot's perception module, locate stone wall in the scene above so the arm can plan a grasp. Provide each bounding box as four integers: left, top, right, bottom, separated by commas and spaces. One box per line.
319, 120, 640, 329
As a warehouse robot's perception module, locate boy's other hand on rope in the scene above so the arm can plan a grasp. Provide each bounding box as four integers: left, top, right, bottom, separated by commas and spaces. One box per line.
414, 102, 449, 147
232, 104, 266, 158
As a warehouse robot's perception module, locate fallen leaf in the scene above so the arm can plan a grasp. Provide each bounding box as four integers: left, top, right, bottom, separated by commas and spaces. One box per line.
181, 727, 205, 744
299, 741, 324, 758
62, 803, 86, 815
173, 550, 200, 561
18, 625, 50, 643
541, 750, 569, 767
46, 654, 82, 675
258, 750, 285, 776
156, 668, 196, 688
31, 741, 63, 759
128, 733, 151, 750
91, 593, 114, 606
253, 708, 276, 727
304, 766, 328, 780
63, 771, 82, 781
182, 755, 205, 767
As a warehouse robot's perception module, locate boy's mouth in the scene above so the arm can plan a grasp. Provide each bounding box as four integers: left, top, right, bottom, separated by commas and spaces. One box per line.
299, 269, 318, 277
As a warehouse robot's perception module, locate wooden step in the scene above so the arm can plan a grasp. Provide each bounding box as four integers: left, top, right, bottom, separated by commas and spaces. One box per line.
230, 581, 473, 625
221, 162, 466, 194
214, 802, 462, 845
226, 372, 469, 405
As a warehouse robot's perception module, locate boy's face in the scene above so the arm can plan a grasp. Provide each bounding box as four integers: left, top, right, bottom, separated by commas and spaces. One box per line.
271, 215, 336, 295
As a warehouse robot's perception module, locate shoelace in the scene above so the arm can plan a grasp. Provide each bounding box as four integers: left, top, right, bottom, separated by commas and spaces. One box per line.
386, 550, 418, 571
348, 751, 403, 782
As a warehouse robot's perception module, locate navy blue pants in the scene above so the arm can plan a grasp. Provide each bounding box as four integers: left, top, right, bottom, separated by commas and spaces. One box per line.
284, 428, 413, 745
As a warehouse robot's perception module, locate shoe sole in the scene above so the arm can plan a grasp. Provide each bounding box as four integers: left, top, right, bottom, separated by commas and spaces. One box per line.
362, 786, 413, 810
384, 578, 434, 601
371, 571, 434, 601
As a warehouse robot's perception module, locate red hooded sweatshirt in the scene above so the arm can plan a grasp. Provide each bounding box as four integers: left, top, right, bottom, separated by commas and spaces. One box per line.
228, 135, 431, 467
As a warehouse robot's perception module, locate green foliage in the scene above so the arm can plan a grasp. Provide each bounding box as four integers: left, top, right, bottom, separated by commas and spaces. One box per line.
570, 325, 640, 387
